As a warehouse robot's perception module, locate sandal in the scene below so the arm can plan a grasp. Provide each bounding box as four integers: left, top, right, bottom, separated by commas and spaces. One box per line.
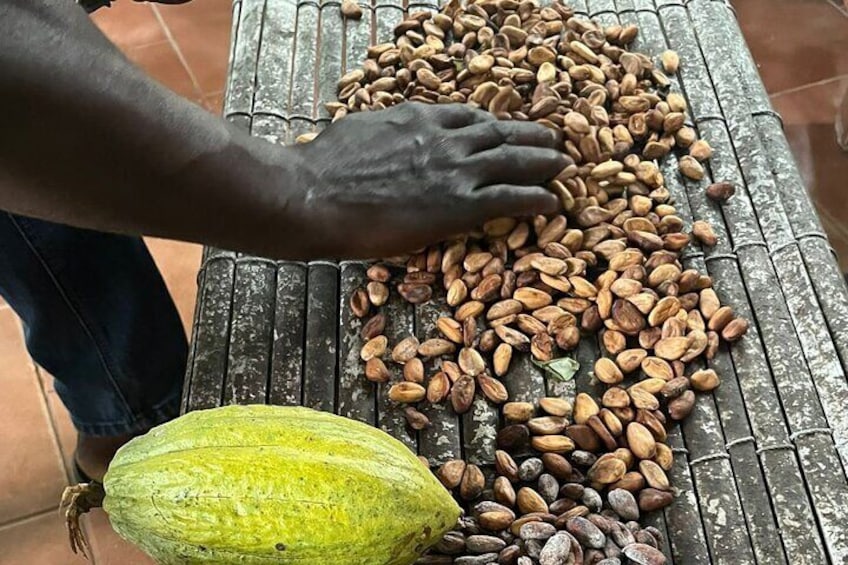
71, 453, 100, 485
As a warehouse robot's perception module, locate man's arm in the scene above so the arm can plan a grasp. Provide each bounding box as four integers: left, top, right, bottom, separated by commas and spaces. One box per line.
0, 1, 568, 260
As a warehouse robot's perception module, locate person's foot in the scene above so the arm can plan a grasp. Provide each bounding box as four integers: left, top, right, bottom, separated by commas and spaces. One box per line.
75, 432, 142, 482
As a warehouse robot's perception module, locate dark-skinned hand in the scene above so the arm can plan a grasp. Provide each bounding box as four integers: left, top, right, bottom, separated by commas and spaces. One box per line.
288, 102, 568, 259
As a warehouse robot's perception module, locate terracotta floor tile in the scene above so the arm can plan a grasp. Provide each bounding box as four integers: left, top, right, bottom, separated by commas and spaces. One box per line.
87, 508, 156, 565
0, 510, 88, 564
828, 0, 848, 16
773, 75, 848, 181
781, 120, 848, 250
126, 41, 202, 101
144, 238, 203, 336
0, 310, 67, 525
771, 78, 848, 212
203, 90, 225, 115
37, 369, 77, 483
92, 2, 166, 51
734, 0, 848, 94
154, 1, 233, 96
771, 76, 848, 127
817, 205, 848, 271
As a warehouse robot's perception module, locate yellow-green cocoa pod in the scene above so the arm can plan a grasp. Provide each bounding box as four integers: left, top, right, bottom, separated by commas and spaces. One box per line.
101, 405, 460, 564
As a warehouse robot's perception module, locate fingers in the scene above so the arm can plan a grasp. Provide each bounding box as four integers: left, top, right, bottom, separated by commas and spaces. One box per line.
456, 121, 562, 154
471, 184, 561, 219
419, 103, 495, 128
463, 146, 569, 186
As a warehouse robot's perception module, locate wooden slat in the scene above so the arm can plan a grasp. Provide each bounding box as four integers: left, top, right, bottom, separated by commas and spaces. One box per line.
378, 279, 418, 451
301, 262, 339, 412
220, 39, 284, 406
659, 0, 848, 559
416, 290, 462, 465
180, 4, 848, 564
222, 0, 246, 119
224, 258, 276, 404
499, 351, 545, 460
254, 0, 298, 122
461, 392, 499, 467
663, 427, 712, 565
755, 112, 848, 379
583, 3, 675, 557
637, 7, 786, 564
270, 262, 308, 406
688, 0, 848, 473
183, 252, 235, 412
317, 0, 346, 121
337, 262, 376, 423
344, 0, 372, 77
290, 0, 321, 122
625, 6, 755, 564
225, 0, 264, 116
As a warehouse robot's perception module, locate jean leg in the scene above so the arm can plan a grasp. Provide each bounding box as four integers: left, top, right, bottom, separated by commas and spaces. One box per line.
0, 213, 187, 435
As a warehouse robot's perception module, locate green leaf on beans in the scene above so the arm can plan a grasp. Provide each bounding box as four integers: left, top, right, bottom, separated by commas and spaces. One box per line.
531, 357, 580, 382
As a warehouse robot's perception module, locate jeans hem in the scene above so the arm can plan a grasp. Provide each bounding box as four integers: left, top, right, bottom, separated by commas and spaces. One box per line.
70, 391, 182, 436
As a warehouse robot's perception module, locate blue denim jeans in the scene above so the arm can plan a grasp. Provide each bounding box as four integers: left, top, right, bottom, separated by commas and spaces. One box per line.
0, 213, 186, 436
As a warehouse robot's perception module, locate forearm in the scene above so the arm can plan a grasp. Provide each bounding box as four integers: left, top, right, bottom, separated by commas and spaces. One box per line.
1, 1, 568, 261
0, 0, 310, 258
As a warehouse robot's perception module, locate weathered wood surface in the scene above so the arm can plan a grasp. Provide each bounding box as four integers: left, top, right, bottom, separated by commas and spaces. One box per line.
182, 0, 848, 561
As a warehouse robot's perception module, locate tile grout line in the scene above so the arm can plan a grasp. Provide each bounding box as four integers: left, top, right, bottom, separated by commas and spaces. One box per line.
21, 317, 98, 562
150, 5, 205, 100
0, 508, 94, 564
769, 73, 848, 100
17, 312, 69, 485
0, 507, 59, 531
121, 38, 172, 54
826, 0, 848, 18
32, 365, 74, 485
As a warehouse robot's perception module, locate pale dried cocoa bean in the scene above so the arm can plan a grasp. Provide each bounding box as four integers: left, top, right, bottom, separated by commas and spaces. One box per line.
626, 422, 657, 459
528, 416, 568, 435
531, 435, 576, 454
494, 343, 513, 377
360, 335, 388, 361
690, 368, 720, 392
427, 371, 451, 403
478, 374, 508, 404
437, 459, 466, 489
364, 356, 391, 383
418, 338, 456, 358
574, 392, 600, 424
403, 357, 424, 383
